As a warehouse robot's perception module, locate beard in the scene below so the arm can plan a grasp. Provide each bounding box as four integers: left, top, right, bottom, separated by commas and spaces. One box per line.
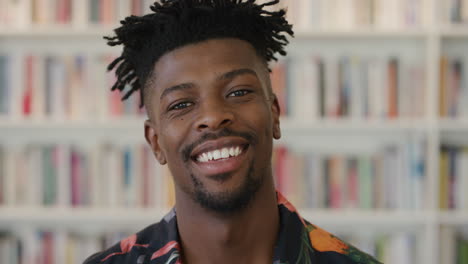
189, 160, 263, 215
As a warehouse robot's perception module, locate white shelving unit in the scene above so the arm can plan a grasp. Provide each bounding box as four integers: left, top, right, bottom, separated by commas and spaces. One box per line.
1, 0, 467, 263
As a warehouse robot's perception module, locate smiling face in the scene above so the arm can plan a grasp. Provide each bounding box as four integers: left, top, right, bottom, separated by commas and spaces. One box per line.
144, 38, 281, 214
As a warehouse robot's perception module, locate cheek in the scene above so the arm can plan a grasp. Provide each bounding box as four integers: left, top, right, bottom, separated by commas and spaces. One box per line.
159, 124, 193, 189
240, 101, 273, 143
158, 122, 186, 160
252, 102, 273, 130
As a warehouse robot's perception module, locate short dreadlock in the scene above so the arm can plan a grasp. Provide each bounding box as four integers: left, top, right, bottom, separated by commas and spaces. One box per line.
105, 0, 294, 107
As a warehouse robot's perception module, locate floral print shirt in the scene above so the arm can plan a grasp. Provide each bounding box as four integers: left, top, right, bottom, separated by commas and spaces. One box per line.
84, 192, 382, 264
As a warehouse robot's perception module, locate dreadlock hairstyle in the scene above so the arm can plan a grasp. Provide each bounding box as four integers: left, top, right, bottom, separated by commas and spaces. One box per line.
105, 0, 294, 107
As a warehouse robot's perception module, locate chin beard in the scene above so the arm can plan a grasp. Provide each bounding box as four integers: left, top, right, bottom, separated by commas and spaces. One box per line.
190, 161, 262, 215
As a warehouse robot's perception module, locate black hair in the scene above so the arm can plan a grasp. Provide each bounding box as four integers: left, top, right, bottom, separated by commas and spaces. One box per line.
105, 0, 294, 107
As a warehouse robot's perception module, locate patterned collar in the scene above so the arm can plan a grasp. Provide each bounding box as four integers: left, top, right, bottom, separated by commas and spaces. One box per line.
91, 192, 381, 264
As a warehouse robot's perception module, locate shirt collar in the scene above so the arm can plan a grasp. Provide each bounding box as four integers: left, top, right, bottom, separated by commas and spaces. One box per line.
147, 191, 311, 263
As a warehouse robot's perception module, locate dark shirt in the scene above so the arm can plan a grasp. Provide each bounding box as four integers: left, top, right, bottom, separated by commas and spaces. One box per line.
84, 192, 382, 264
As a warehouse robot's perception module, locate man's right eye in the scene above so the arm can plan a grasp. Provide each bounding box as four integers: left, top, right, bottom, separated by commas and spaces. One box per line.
170, 102, 193, 110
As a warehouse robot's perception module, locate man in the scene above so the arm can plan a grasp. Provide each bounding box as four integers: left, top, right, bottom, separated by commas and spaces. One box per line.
85, 1, 381, 263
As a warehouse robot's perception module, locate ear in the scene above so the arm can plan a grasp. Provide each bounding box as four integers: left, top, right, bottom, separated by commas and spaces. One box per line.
270, 94, 281, 140
144, 119, 167, 165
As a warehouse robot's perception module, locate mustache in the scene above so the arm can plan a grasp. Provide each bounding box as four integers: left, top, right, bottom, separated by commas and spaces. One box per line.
181, 128, 258, 163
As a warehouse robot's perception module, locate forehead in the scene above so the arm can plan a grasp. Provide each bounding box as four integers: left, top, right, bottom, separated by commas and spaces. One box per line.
151, 38, 264, 92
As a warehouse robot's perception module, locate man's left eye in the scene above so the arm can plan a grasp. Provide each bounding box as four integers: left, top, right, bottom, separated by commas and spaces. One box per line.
228, 90, 250, 97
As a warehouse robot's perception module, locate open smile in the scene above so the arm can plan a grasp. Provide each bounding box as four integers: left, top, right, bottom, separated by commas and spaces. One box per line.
190, 137, 250, 176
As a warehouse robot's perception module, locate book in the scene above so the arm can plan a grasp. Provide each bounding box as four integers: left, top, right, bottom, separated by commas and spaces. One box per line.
387, 58, 399, 118
440, 56, 467, 119
11, 143, 176, 208
0, 230, 134, 264
0, 54, 146, 120
281, 55, 425, 120
0, 146, 3, 204
457, 148, 468, 210
0, 0, 158, 27
440, 226, 456, 264
440, 146, 468, 210
338, 231, 417, 263
285, 0, 422, 30
2, 51, 426, 121
272, 138, 426, 209
0, 55, 8, 115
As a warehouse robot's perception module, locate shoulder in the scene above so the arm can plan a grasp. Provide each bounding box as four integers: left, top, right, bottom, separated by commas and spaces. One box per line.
305, 222, 382, 264
83, 209, 179, 264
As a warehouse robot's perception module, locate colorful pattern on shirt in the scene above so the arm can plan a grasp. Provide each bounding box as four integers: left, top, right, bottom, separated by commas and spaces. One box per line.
84, 193, 382, 264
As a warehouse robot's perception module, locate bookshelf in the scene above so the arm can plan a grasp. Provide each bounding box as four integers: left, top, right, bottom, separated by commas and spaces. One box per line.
0, 0, 468, 263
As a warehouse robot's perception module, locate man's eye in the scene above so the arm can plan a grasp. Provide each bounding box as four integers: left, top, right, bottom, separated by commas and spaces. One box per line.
170, 102, 193, 110
228, 90, 250, 97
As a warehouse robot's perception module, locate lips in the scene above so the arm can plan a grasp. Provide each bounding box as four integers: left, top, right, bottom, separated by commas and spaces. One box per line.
190, 137, 250, 176
195, 145, 243, 162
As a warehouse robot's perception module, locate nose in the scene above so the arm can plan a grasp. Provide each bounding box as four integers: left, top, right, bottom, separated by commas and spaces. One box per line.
195, 97, 235, 132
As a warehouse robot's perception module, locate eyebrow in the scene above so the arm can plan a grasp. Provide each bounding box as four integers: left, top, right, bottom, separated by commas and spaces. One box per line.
160, 83, 194, 101
216, 68, 258, 82
159, 68, 258, 101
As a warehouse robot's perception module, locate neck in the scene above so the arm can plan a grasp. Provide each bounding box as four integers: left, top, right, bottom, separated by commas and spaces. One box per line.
175, 180, 279, 264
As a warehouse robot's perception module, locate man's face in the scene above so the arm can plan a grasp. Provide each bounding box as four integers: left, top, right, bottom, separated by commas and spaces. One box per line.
144, 38, 281, 213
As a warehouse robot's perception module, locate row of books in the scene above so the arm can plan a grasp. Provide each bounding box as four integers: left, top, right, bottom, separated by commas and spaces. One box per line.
439, 146, 468, 210
88, 0, 153, 24
439, 56, 468, 118
443, 0, 468, 24
0, 0, 152, 27
0, 144, 174, 208
271, 55, 426, 120
342, 232, 417, 264
0, 54, 144, 120
272, 137, 427, 210
0, 229, 421, 264
440, 226, 468, 264
0, 230, 131, 264
0, 0, 427, 29
285, 0, 425, 30
0, 53, 429, 121
0, 139, 427, 210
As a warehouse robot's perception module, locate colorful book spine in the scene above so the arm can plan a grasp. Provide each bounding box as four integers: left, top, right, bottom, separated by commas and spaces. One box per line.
0, 146, 3, 204
440, 146, 468, 210
272, 138, 426, 209
387, 58, 399, 119
440, 56, 468, 119
0, 55, 8, 115
0, 144, 175, 209
2, 54, 426, 121
275, 55, 424, 121
23, 55, 34, 116
440, 226, 468, 264
286, 0, 423, 30
0, 0, 160, 27
341, 232, 418, 264
0, 230, 133, 264
1, 54, 145, 120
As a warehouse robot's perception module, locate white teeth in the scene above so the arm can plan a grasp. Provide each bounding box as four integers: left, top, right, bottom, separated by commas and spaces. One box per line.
229, 147, 235, 156
196, 145, 244, 163
197, 153, 206, 162
213, 150, 221, 160
235, 146, 241, 156
197, 156, 202, 162
221, 148, 229, 159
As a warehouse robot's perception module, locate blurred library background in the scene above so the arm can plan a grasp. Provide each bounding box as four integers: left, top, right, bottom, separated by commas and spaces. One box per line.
0, 0, 468, 263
